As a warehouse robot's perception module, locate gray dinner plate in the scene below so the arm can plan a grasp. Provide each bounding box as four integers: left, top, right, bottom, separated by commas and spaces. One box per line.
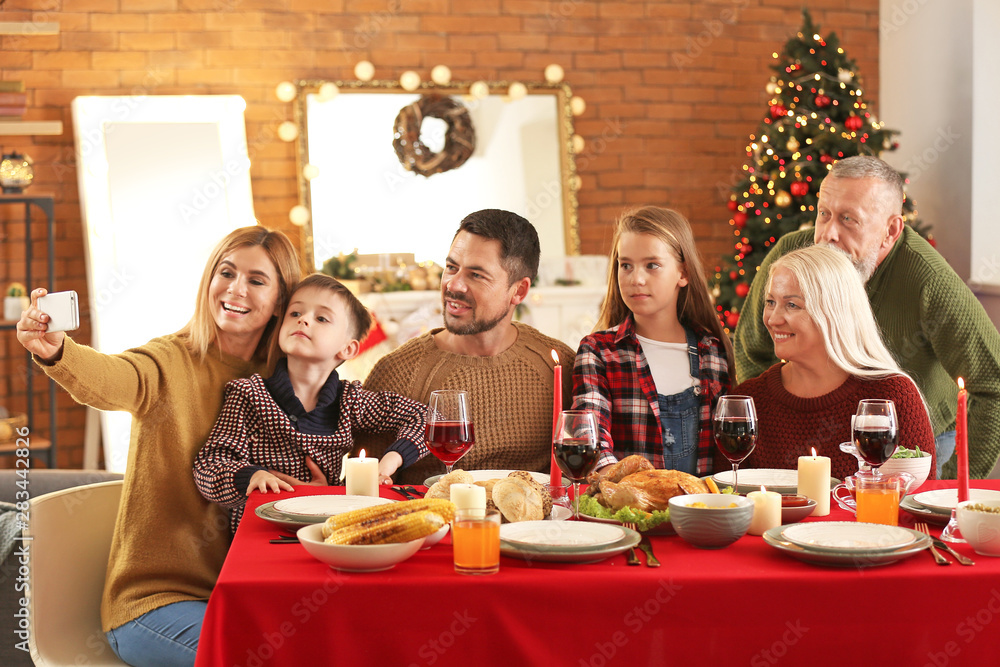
762, 524, 931, 567
500, 526, 641, 563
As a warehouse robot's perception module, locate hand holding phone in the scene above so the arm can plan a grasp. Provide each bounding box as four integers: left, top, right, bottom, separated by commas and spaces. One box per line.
37, 291, 80, 333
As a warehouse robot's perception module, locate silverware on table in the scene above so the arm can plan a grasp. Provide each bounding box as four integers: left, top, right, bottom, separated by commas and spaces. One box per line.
932, 537, 975, 566
623, 522, 640, 566
269, 537, 299, 544
915, 522, 951, 566
638, 537, 660, 568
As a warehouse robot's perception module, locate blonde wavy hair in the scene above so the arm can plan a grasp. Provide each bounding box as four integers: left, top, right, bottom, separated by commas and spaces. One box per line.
596, 206, 735, 372
178, 226, 300, 367
768, 245, 906, 381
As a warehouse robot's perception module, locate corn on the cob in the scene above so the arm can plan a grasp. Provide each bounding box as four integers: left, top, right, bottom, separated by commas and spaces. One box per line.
321, 498, 455, 538
324, 509, 446, 545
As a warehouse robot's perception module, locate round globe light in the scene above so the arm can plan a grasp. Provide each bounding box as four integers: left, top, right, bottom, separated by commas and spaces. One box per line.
469, 80, 490, 100
354, 60, 375, 82
431, 65, 452, 85
544, 64, 564, 83
275, 81, 297, 103
289, 205, 311, 226
302, 164, 320, 181
317, 82, 339, 101
400, 70, 421, 92
277, 121, 299, 142
507, 82, 527, 101
571, 134, 585, 153
570, 96, 586, 116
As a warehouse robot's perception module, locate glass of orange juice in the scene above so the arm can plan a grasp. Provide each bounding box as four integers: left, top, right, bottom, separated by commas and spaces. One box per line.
855, 474, 903, 526
452, 509, 500, 575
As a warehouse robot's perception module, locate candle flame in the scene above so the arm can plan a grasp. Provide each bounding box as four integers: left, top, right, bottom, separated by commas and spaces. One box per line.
958, 377, 965, 390
358, 449, 366, 458
811, 447, 817, 457
760, 485, 767, 493
550, 349, 559, 364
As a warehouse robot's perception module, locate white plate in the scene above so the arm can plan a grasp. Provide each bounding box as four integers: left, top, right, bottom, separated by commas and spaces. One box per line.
424, 470, 565, 487
780, 522, 916, 552
272, 495, 394, 517
255, 496, 395, 530
911, 488, 1000, 513
712, 468, 839, 494
500, 527, 641, 563
500, 521, 624, 548
900, 495, 949, 525
763, 526, 931, 568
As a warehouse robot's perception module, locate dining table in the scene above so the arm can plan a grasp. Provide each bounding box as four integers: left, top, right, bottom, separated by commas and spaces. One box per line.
195, 479, 1000, 667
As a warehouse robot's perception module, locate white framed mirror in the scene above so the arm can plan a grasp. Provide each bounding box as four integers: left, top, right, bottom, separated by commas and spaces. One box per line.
72, 95, 256, 472
293, 80, 580, 270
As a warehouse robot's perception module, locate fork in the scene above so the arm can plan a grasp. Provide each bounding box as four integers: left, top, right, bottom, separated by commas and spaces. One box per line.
622, 522, 641, 566
916, 522, 975, 566
915, 522, 951, 566
638, 536, 661, 568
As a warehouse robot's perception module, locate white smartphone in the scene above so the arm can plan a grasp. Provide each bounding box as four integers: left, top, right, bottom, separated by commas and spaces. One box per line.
37, 290, 80, 332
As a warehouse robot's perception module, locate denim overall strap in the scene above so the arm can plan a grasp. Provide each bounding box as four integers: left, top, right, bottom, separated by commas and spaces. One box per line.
655, 328, 702, 474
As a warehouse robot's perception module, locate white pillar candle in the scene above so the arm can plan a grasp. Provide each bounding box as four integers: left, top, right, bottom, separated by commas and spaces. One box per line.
747, 487, 782, 536
345, 455, 379, 497
450, 483, 486, 517
798, 451, 831, 516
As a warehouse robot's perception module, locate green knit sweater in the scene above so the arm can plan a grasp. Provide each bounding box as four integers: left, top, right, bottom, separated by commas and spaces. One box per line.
360, 322, 574, 485
39, 335, 260, 631
734, 227, 1000, 478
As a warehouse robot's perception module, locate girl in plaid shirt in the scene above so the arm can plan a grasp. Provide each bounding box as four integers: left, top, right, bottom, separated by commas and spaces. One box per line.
572, 207, 734, 475
194, 274, 428, 530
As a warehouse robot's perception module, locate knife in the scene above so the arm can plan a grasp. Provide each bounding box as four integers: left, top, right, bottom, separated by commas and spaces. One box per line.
932, 538, 975, 566
638, 538, 661, 567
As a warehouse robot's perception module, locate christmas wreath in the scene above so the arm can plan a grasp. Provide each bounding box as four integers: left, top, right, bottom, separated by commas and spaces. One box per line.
392, 95, 476, 177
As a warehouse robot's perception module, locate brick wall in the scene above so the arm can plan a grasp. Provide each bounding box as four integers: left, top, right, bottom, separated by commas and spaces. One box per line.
0, 0, 881, 468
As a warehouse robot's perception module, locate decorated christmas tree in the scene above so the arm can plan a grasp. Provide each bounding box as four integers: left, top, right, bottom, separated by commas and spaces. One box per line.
713, 10, 932, 332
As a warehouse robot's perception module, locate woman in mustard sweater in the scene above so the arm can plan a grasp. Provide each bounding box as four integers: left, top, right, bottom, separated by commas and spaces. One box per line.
730, 244, 935, 480
16, 226, 301, 667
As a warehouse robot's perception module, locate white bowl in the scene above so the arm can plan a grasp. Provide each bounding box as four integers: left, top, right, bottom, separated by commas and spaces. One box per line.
421, 523, 450, 549
668, 494, 754, 549
296, 524, 424, 572
956, 499, 1000, 557
879, 451, 932, 491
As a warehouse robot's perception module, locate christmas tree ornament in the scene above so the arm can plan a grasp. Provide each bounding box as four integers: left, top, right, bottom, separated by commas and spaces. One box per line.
726, 312, 740, 329
845, 115, 863, 131
838, 68, 852, 82
727, 199, 739, 211
729, 271, 739, 281
814, 94, 831, 108
769, 104, 787, 118
789, 181, 809, 197
775, 190, 792, 207
712, 284, 721, 298
733, 211, 748, 228
735, 283, 750, 299
766, 81, 780, 95
786, 137, 800, 152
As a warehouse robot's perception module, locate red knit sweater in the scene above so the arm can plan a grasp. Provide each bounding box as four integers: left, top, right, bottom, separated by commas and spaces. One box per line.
727, 363, 936, 480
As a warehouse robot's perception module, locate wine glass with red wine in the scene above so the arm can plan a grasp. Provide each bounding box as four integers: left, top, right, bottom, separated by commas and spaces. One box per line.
713, 396, 758, 494
425, 390, 474, 476
553, 410, 600, 520
852, 399, 899, 475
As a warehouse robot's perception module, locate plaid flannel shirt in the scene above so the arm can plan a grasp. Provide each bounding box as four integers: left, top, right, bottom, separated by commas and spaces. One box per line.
571, 315, 731, 474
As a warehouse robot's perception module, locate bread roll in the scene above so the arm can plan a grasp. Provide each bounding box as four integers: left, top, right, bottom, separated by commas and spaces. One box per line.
425, 469, 474, 500
492, 477, 544, 522
507, 471, 552, 519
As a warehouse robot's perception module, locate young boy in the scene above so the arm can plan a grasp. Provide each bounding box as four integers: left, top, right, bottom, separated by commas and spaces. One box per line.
194, 273, 428, 530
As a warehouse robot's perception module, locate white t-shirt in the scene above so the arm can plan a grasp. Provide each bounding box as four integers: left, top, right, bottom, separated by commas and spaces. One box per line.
636, 334, 698, 397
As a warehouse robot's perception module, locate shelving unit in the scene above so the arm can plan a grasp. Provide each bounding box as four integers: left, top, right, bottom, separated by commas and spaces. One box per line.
0, 192, 57, 467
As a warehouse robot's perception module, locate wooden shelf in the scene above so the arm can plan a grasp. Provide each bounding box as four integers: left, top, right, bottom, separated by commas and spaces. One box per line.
0, 120, 63, 136
0, 22, 59, 36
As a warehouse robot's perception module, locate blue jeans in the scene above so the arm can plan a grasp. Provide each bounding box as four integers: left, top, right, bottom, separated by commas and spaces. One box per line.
935, 430, 956, 479
106, 600, 205, 667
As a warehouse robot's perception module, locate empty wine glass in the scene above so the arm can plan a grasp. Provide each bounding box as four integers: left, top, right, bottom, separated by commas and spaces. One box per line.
853, 399, 899, 476
552, 410, 600, 520
713, 396, 758, 494
425, 390, 474, 476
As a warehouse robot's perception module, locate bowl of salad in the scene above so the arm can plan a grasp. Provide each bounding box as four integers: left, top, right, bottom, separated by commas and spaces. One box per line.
878, 446, 932, 491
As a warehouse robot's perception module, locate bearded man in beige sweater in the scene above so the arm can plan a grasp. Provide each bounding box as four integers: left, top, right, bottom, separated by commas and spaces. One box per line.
361, 209, 574, 485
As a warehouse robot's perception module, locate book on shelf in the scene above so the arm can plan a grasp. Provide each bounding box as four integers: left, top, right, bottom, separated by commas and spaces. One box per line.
0, 106, 27, 117
0, 81, 26, 93
0, 92, 27, 105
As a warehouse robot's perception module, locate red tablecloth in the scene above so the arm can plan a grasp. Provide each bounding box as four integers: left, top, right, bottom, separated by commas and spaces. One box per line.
196, 481, 1000, 667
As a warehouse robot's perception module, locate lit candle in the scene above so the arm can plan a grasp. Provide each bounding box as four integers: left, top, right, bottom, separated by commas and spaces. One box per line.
797, 447, 831, 516
450, 483, 486, 517
747, 486, 781, 536
550, 349, 563, 486
345, 449, 378, 497
957, 377, 969, 503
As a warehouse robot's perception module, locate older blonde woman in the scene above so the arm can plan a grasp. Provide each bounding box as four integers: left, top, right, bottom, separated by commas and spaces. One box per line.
730, 244, 935, 480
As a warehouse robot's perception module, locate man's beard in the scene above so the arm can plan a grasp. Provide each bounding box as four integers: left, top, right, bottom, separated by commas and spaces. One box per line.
442, 291, 509, 336
817, 242, 879, 282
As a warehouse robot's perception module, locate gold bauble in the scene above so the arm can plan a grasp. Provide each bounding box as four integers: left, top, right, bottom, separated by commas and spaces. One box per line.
775, 190, 792, 208
786, 137, 800, 152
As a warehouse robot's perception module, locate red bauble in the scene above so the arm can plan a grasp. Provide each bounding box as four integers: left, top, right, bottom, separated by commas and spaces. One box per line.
732, 211, 748, 228
928, 236, 937, 248
727, 199, 739, 211
726, 312, 740, 328
845, 115, 864, 131
729, 270, 738, 281
769, 104, 787, 119
789, 181, 809, 197
820, 154, 834, 164
735, 283, 750, 298
815, 94, 831, 108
